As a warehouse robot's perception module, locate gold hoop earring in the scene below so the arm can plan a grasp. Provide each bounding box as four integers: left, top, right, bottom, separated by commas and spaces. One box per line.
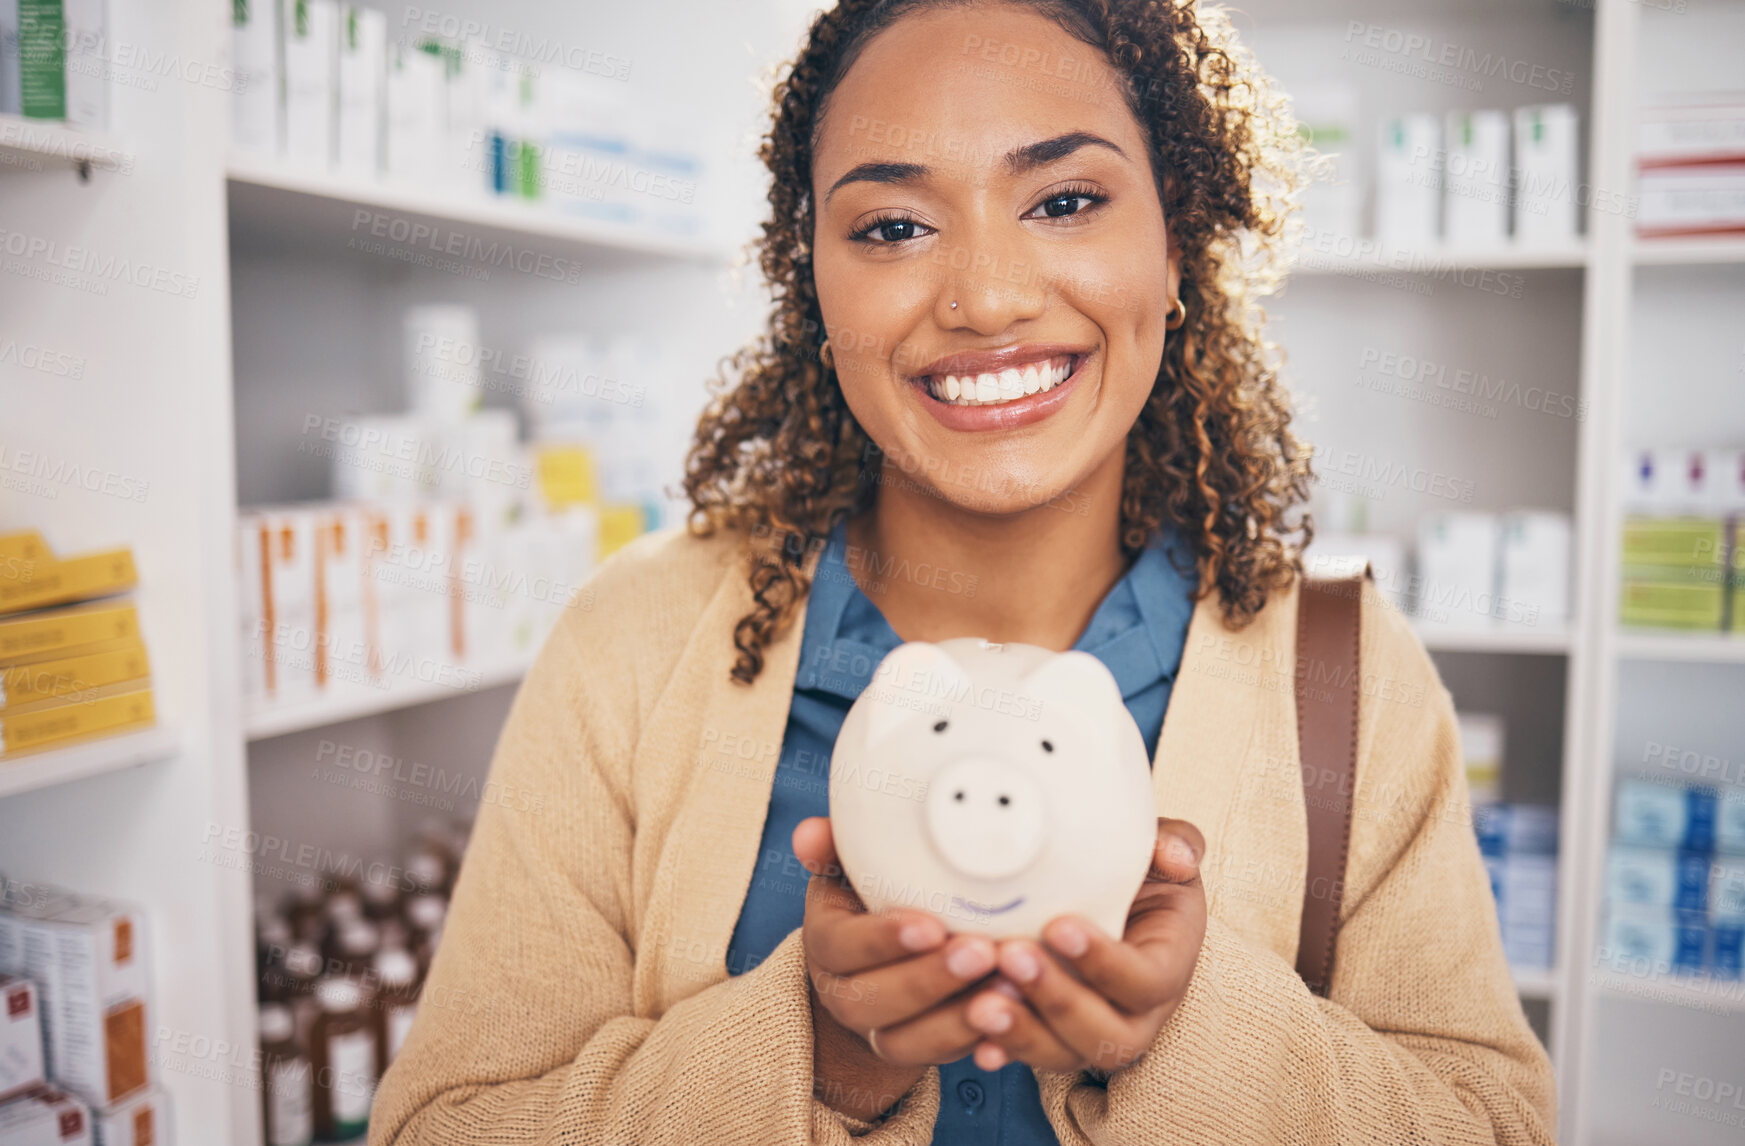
1166, 297, 1186, 330
819, 341, 835, 370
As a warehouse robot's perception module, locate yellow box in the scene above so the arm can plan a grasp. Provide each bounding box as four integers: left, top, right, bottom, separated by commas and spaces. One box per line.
0, 601, 140, 666
1, 641, 150, 712
0, 531, 52, 563
0, 683, 156, 757
0, 549, 138, 616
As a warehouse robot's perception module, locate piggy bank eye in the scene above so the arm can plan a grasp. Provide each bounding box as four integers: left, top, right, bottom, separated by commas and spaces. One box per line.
933, 720, 949, 733
1040, 739, 1054, 753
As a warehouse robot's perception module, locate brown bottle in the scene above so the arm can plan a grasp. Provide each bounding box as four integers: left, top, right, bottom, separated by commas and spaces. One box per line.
260, 1003, 313, 1146
402, 894, 447, 976
285, 885, 326, 946
310, 977, 376, 1142
372, 946, 422, 1078
331, 919, 380, 981
281, 944, 324, 1052
359, 870, 400, 925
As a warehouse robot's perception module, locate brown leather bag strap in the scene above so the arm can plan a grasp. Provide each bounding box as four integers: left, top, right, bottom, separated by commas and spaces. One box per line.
1294, 566, 1367, 997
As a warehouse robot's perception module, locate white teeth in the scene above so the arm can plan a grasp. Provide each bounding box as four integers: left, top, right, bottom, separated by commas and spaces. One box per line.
925, 356, 1078, 406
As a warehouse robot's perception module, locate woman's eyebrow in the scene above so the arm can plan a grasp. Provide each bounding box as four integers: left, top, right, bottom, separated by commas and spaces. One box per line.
823, 131, 1126, 205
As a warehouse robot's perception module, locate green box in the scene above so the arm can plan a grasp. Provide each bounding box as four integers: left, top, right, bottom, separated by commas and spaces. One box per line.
18, 0, 65, 121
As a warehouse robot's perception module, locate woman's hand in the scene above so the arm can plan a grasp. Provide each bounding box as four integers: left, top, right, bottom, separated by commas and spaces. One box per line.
793, 816, 1009, 1122
961, 818, 1207, 1075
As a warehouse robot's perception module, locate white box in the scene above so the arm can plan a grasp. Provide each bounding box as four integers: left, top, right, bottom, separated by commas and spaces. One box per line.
405, 304, 482, 423
231, 0, 280, 155
90, 1086, 166, 1146
1514, 104, 1579, 244
0, 1087, 92, 1145
8, 898, 151, 1111
281, 0, 336, 170
1614, 779, 1694, 849
385, 39, 444, 182
1712, 858, 1745, 918
334, 4, 384, 178
1720, 789, 1745, 856
1497, 511, 1571, 628
1443, 110, 1509, 246
330, 415, 439, 502
0, 0, 18, 117
1499, 854, 1557, 928
440, 39, 492, 195
365, 503, 454, 679
1458, 713, 1505, 806
1606, 845, 1680, 906
256, 509, 321, 707
0, 974, 45, 1102
1416, 513, 1498, 629
1638, 101, 1745, 169
62, 0, 104, 130
1636, 164, 1745, 239
314, 507, 368, 694
235, 513, 266, 705
1376, 113, 1440, 246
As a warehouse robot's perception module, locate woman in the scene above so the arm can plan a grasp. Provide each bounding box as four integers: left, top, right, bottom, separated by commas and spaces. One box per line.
370, 1, 1557, 1143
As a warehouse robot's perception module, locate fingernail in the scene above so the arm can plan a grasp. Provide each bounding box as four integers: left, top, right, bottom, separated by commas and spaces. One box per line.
1047, 920, 1088, 958
1164, 834, 1197, 867
900, 921, 943, 952
1001, 944, 1040, 983
970, 997, 1012, 1034
947, 940, 994, 979
976, 1043, 1009, 1071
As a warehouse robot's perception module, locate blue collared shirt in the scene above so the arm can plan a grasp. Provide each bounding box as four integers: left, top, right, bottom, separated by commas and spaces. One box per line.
726, 515, 1198, 1145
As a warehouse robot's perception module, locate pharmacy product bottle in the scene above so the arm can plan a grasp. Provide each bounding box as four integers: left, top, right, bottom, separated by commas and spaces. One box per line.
283, 944, 325, 1050
261, 1004, 314, 1146
332, 919, 381, 979
258, 912, 292, 980
311, 977, 377, 1142
404, 848, 448, 898
403, 893, 447, 974
360, 873, 400, 925
373, 946, 423, 1077
287, 884, 327, 945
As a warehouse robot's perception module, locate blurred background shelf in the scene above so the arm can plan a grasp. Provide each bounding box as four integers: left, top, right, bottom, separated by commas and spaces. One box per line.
1416, 624, 1574, 655
1512, 966, 1561, 1001
1589, 972, 1745, 1017
1288, 240, 1589, 276
226, 155, 737, 265
1630, 236, 1745, 267
0, 725, 177, 800
1613, 631, 1745, 664
243, 655, 535, 742
0, 113, 129, 174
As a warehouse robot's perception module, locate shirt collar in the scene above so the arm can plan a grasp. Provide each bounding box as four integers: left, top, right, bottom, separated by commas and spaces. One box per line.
794, 517, 1198, 703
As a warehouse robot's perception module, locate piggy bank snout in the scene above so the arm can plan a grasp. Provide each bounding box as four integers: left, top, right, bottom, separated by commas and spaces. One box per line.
924, 758, 1046, 880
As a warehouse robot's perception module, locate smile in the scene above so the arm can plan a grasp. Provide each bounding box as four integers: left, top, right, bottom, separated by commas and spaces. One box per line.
951, 894, 1026, 917
922, 354, 1079, 406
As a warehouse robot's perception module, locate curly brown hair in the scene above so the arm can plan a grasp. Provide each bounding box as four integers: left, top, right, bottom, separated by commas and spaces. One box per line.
682, 0, 1315, 685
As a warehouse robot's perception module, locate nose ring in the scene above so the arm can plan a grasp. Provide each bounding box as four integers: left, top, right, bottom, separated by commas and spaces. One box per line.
950, 300, 958, 310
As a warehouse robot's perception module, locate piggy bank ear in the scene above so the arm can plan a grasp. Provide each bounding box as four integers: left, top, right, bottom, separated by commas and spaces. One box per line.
1020, 650, 1124, 723
864, 642, 972, 745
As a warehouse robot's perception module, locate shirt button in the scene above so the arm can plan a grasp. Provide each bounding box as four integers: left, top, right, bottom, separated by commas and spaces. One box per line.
957, 1079, 986, 1110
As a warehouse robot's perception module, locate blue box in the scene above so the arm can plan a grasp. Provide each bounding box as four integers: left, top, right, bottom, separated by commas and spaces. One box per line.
1614, 779, 1718, 852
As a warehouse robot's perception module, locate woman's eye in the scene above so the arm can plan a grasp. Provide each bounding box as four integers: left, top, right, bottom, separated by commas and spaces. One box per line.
855, 218, 928, 244
1037, 194, 1093, 218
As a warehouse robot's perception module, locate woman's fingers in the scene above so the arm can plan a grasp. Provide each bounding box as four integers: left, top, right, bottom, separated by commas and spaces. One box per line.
964, 976, 1086, 1072
813, 933, 1002, 1030
861, 987, 990, 1068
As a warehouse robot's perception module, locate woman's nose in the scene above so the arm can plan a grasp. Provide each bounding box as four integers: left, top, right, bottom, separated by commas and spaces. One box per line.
931, 229, 1048, 334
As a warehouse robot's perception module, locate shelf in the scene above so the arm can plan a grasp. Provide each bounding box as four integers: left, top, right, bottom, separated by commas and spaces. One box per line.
1630, 235, 1745, 266
0, 114, 130, 175
1614, 631, 1745, 663
1415, 623, 1574, 655
226, 155, 733, 265
1512, 966, 1560, 1001
1590, 970, 1745, 1016
243, 654, 535, 741
1289, 240, 1588, 278
0, 725, 177, 800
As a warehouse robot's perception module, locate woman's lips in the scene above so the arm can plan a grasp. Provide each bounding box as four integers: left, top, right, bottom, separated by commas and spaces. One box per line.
910, 352, 1090, 433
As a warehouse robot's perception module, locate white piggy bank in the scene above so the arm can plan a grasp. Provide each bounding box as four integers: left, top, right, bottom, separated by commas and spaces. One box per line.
829, 637, 1158, 940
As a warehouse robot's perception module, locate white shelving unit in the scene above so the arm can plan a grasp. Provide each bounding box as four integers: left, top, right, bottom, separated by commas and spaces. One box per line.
0, 726, 179, 800
2, 1, 1739, 1144
243, 655, 535, 742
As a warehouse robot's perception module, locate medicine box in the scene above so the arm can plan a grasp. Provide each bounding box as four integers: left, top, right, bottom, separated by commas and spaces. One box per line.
1638, 101, 1745, 168
385, 40, 445, 183
62, 0, 105, 131
1443, 109, 1509, 245
1637, 164, 1745, 239
1497, 511, 1571, 627
0, 897, 152, 1110
335, 4, 384, 178
91, 1086, 167, 1146
282, 0, 337, 170
0, 975, 45, 1102
1514, 104, 1579, 244
1605, 846, 1710, 912
231, 0, 280, 155
1416, 513, 1499, 629
1376, 113, 1440, 246
0, 1086, 92, 1145
1614, 779, 1717, 851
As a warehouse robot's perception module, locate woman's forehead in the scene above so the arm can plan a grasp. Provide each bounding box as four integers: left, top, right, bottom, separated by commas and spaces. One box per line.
812, 5, 1142, 191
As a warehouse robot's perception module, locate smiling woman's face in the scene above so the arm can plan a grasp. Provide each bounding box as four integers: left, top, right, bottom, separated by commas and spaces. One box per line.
812, 2, 1176, 518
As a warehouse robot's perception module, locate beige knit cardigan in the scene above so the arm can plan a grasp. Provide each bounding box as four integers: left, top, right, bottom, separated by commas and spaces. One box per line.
369, 525, 1558, 1145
